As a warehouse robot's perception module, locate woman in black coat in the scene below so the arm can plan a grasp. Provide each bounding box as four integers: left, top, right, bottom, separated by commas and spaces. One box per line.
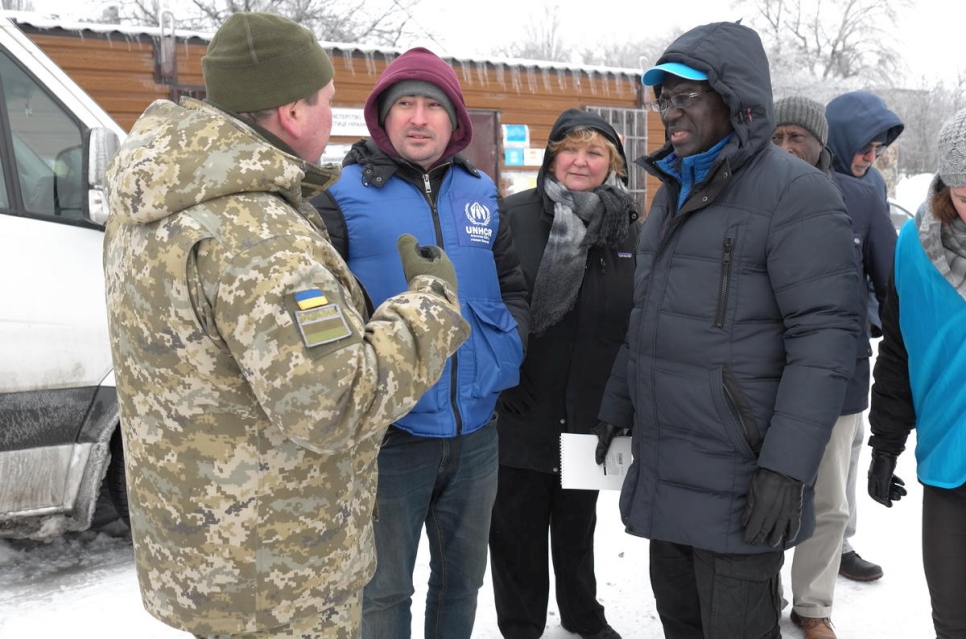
488, 109, 640, 639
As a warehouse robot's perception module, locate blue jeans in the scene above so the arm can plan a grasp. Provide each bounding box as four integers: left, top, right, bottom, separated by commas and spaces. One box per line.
362, 421, 499, 639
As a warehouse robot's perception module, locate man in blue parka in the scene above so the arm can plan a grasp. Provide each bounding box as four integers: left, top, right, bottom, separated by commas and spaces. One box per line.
595, 22, 861, 638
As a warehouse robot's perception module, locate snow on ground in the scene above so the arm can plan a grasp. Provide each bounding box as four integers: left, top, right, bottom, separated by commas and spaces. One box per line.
895, 173, 934, 214
0, 427, 934, 638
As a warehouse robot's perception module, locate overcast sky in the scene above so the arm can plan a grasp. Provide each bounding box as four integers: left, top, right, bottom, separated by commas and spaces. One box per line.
21, 0, 963, 87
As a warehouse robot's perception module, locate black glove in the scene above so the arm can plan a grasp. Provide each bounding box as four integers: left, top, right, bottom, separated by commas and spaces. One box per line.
868, 450, 907, 507
591, 421, 624, 465
397, 234, 457, 295
741, 467, 804, 547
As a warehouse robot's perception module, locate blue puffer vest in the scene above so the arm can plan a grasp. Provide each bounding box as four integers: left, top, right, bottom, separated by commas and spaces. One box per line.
327, 163, 523, 437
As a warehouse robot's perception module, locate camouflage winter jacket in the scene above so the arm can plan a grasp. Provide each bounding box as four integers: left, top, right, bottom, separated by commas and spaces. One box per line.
103, 98, 469, 634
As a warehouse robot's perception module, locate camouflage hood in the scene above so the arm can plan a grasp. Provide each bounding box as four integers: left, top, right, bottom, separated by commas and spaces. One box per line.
106, 98, 341, 225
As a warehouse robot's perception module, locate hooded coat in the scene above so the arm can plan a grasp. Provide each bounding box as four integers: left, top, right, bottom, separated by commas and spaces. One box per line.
826, 90, 904, 198
598, 22, 861, 554
103, 98, 469, 634
495, 109, 641, 472
312, 47, 529, 439
832, 172, 897, 414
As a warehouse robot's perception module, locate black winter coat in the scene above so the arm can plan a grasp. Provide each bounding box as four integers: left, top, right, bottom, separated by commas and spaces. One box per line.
598, 22, 862, 554
497, 108, 640, 472
496, 189, 640, 472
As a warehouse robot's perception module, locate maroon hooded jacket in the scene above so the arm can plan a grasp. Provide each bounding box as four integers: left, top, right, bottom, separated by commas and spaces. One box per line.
362, 47, 474, 160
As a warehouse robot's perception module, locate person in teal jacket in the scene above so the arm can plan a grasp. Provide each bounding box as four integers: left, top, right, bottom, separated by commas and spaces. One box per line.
312, 47, 529, 639
869, 106, 966, 639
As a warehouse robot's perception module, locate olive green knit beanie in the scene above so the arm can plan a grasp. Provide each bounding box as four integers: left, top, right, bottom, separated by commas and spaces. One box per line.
203, 12, 334, 113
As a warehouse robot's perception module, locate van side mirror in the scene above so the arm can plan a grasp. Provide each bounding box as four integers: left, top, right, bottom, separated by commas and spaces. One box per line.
84, 127, 119, 225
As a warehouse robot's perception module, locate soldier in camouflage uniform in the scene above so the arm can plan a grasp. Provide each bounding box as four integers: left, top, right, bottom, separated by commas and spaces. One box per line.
102, 13, 469, 639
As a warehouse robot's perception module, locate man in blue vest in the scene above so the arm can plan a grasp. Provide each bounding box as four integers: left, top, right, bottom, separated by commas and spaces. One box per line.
312, 47, 529, 639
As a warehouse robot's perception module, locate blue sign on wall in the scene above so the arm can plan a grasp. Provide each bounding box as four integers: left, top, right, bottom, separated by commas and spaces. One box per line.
504, 147, 525, 166
502, 124, 530, 148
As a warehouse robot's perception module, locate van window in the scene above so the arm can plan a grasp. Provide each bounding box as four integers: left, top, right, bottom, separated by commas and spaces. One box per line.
0, 48, 83, 220
0, 146, 8, 209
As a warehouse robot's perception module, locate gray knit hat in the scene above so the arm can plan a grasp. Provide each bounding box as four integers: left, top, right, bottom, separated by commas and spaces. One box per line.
203, 12, 334, 113
774, 96, 829, 146
937, 107, 966, 188
378, 80, 458, 130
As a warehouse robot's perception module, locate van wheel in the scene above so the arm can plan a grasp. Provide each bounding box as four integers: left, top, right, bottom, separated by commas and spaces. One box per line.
106, 427, 130, 526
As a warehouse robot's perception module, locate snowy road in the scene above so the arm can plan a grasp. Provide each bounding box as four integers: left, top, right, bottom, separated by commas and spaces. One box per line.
0, 440, 934, 638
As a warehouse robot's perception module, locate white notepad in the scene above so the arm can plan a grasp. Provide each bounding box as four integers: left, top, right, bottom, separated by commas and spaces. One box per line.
559, 432, 633, 491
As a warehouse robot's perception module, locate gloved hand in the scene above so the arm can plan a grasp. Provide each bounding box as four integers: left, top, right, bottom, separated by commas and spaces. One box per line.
591, 421, 624, 466
868, 450, 907, 507
397, 234, 457, 296
741, 467, 804, 547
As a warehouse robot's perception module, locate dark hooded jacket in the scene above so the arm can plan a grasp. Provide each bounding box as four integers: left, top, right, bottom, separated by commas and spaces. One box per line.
833, 172, 896, 414
496, 109, 641, 472
826, 90, 904, 199
312, 47, 529, 438
826, 90, 903, 367
598, 22, 861, 554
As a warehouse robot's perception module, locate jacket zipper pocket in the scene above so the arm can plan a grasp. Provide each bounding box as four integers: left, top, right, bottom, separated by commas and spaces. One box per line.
714, 237, 734, 328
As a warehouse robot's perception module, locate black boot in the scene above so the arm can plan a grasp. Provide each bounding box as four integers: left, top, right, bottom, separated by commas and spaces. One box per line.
839, 550, 883, 581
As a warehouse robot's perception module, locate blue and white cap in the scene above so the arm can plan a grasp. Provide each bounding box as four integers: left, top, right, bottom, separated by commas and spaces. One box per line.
641, 62, 708, 87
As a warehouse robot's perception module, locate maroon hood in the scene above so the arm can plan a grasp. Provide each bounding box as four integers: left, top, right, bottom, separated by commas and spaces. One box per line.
364, 47, 472, 161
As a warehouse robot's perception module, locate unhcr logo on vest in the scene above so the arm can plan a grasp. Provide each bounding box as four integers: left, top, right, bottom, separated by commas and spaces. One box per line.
464, 201, 493, 245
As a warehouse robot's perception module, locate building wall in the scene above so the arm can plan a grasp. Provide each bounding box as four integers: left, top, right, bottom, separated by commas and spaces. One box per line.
22, 26, 665, 211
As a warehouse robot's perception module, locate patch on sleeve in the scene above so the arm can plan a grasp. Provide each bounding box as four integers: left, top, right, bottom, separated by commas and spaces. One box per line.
294, 288, 329, 310
293, 292, 351, 347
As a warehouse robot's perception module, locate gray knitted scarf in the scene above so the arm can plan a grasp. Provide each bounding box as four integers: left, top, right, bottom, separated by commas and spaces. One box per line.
529, 172, 635, 335
919, 205, 966, 301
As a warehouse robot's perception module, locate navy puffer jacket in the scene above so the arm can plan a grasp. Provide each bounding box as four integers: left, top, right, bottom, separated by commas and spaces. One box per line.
598, 22, 861, 554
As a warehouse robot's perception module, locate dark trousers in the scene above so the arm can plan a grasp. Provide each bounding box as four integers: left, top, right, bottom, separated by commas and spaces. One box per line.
923, 482, 966, 639
650, 539, 783, 639
489, 465, 608, 639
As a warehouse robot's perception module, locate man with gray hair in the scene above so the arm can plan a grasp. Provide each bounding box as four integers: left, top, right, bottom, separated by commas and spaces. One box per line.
772, 96, 896, 639
103, 12, 469, 638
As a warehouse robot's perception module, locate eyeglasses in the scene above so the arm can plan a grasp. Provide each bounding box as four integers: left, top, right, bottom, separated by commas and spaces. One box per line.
859, 142, 886, 158
647, 90, 713, 115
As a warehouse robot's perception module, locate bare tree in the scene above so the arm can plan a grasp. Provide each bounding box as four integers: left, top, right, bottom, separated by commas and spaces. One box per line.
745, 0, 907, 87
494, 2, 570, 63
579, 32, 678, 72
107, 0, 425, 46
888, 76, 966, 177
1, 0, 34, 9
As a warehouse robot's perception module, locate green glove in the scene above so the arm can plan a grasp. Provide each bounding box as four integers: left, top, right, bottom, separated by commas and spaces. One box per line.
396, 234, 458, 296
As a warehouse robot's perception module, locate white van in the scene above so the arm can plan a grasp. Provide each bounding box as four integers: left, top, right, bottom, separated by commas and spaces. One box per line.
0, 16, 126, 540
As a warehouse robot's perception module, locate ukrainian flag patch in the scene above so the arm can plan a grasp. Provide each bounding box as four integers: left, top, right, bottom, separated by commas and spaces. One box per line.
294, 288, 328, 310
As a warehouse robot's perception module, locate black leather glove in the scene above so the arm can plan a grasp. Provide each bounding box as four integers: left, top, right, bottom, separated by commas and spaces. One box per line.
868, 450, 907, 507
741, 467, 804, 547
591, 421, 624, 465
397, 234, 457, 295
